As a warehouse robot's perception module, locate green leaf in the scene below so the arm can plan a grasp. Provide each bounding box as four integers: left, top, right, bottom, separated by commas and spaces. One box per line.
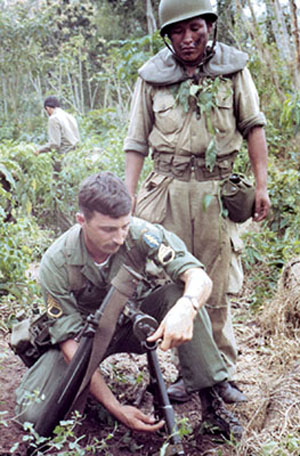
205, 138, 217, 172
10, 442, 20, 453
202, 193, 214, 211
189, 84, 200, 97
160, 442, 170, 456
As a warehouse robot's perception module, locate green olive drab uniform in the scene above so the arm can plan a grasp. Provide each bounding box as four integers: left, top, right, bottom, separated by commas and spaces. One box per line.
15, 217, 228, 424
124, 43, 266, 376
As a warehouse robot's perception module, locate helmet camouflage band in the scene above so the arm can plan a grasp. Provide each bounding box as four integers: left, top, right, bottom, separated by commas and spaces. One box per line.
159, 0, 218, 36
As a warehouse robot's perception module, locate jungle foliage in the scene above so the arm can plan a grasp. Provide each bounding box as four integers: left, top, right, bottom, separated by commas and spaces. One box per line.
0, 0, 300, 313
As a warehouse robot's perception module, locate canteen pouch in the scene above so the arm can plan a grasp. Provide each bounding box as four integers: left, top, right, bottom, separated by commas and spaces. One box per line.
10, 312, 53, 367
221, 174, 256, 223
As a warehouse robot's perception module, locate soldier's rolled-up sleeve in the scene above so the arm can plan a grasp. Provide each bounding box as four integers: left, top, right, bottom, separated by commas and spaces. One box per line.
234, 67, 266, 138
124, 77, 154, 156
131, 218, 204, 283
158, 227, 204, 281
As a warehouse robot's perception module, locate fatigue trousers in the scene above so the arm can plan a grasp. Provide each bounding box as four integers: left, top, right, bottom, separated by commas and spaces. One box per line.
15, 283, 228, 425
136, 173, 238, 377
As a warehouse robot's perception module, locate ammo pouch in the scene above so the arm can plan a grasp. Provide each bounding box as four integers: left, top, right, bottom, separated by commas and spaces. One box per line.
10, 312, 54, 367
221, 174, 256, 223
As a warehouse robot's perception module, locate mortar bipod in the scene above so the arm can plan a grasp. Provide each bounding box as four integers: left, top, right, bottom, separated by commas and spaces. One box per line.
123, 303, 185, 456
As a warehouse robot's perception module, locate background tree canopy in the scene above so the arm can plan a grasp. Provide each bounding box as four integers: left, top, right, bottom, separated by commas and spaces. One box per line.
0, 0, 300, 308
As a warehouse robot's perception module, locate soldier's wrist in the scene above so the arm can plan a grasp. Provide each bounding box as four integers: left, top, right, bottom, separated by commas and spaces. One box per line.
182, 295, 199, 312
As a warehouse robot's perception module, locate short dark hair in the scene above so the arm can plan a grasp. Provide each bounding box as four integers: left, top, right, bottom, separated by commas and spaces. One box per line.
78, 172, 132, 220
44, 96, 60, 108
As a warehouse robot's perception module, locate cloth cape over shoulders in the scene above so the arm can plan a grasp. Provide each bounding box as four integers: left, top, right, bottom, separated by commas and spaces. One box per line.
138, 42, 249, 86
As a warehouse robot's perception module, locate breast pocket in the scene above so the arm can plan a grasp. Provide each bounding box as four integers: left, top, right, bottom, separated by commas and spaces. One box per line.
213, 81, 234, 135
153, 94, 182, 135
76, 283, 108, 315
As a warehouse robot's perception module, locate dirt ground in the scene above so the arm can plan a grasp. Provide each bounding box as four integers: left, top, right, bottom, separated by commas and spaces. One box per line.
0, 335, 234, 456
0, 272, 299, 455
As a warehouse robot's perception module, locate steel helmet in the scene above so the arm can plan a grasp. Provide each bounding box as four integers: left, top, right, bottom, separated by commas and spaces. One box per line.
159, 0, 218, 36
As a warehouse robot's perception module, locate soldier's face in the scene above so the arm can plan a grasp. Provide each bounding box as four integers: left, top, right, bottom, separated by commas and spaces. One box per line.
45, 106, 54, 117
77, 210, 131, 261
168, 17, 212, 65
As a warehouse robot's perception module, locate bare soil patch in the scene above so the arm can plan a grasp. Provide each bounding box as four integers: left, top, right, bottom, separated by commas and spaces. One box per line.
1, 262, 299, 455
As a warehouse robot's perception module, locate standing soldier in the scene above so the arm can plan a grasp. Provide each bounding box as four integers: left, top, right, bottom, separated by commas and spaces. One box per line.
125, 0, 270, 403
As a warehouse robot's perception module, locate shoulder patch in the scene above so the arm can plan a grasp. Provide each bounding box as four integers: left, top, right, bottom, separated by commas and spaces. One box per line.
143, 231, 161, 249
47, 294, 63, 318
158, 243, 176, 265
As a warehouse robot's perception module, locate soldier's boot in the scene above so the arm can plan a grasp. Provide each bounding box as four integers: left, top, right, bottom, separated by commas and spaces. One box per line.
199, 387, 243, 441
167, 377, 247, 404
167, 377, 191, 403
215, 380, 247, 404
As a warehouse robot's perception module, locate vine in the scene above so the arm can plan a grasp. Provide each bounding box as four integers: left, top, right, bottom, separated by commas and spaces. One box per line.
171, 77, 232, 171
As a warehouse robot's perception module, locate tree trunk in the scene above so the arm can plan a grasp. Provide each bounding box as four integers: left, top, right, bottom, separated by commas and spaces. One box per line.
268, 0, 292, 61
1, 76, 8, 117
146, 0, 157, 35
289, 0, 300, 89
78, 52, 85, 114
239, 0, 285, 100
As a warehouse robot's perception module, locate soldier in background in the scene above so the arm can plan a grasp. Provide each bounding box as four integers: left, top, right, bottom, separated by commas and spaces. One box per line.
35, 96, 80, 231
35, 96, 80, 159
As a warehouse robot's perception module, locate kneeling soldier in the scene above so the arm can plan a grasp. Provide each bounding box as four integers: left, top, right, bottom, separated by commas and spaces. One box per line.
15, 171, 243, 440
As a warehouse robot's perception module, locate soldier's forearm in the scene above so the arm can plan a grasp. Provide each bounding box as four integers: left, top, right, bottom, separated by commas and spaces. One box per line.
60, 338, 79, 362
37, 144, 51, 154
247, 127, 268, 191
60, 338, 123, 417
89, 368, 123, 414
125, 151, 145, 196
179, 267, 212, 310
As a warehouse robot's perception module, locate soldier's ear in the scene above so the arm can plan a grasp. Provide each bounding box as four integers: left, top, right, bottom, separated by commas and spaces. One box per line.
207, 21, 213, 34
45, 106, 53, 116
76, 212, 85, 226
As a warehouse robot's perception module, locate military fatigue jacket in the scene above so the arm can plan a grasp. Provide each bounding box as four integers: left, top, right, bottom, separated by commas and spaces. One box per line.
124, 43, 266, 161
39, 217, 202, 346
39, 107, 80, 154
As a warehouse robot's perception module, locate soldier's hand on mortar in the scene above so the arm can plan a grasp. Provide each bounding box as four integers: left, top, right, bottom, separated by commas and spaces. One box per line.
118, 405, 165, 432
147, 297, 195, 351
